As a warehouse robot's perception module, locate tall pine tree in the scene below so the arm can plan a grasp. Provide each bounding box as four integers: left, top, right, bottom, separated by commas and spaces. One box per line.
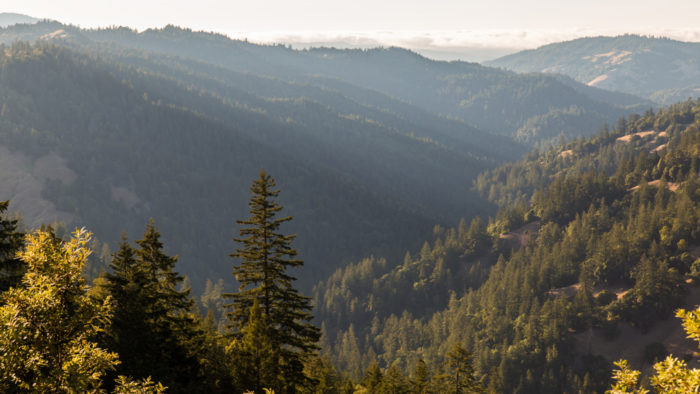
225, 169, 320, 393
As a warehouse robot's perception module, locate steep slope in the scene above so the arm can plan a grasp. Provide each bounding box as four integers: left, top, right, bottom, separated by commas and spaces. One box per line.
316, 99, 700, 392
0, 43, 502, 290
488, 35, 700, 105
0, 21, 651, 145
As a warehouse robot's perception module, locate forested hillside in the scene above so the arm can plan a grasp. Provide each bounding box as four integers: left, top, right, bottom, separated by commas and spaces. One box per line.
0, 20, 663, 290
488, 35, 700, 105
0, 21, 650, 144
315, 99, 700, 392
0, 41, 511, 289
2, 16, 699, 393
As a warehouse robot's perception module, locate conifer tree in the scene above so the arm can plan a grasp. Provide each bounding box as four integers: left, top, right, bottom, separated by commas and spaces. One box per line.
0, 228, 164, 393
445, 343, 483, 393
411, 359, 430, 394
228, 299, 279, 391
225, 169, 320, 392
103, 221, 208, 392
361, 362, 384, 392
0, 200, 24, 292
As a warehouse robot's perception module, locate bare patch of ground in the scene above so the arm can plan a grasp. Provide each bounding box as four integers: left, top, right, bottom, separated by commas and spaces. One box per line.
558, 149, 573, 159
616, 130, 658, 143
499, 221, 540, 250
575, 284, 700, 372
33, 153, 77, 184
40, 29, 68, 40
548, 282, 630, 300
587, 75, 608, 86
548, 283, 581, 298
110, 185, 150, 213
584, 50, 632, 65
650, 143, 667, 153
629, 179, 681, 192
690, 245, 700, 260
0, 145, 76, 228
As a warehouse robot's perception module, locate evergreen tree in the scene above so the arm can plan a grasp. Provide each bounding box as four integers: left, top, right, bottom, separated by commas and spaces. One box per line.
361, 362, 384, 393
445, 343, 483, 393
103, 221, 209, 392
410, 359, 430, 394
0, 200, 24, 293
225, 169, 320, 392
228, 299, 279, 392
0, 228, 164, 393
380, 364, 409, 393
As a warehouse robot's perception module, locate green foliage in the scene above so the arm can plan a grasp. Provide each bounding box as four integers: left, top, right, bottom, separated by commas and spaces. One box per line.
101, 221, 213, 392
0, 228, 163, 393
112, 376, 167, 394
225, 170, 320, 392
319, 101, 700, 392
227, 299, 280, 392
410, 359, 429, 394
607, 360, 647, 394
0, 200, 24, 292
0, 39, 507, 292
0, 228, 116, 391
444, 343, 483, 393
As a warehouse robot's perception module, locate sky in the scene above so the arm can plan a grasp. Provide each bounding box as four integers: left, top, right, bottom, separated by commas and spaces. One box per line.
4, 0, 700, 61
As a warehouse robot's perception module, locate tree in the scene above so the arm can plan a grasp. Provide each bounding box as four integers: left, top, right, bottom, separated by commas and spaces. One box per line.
361, 362, 383, 393
410, 359, 430, 394
0, 228, 164, 393
0, 200, 24, 292
103, 221, 209, 392
225, 169, 320, 392
228, 299, 280, 392
445, 343, 483, 393
380, 364, 409, 393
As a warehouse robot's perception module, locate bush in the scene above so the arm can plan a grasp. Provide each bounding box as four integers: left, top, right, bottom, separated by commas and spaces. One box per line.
596, 290, 616, 306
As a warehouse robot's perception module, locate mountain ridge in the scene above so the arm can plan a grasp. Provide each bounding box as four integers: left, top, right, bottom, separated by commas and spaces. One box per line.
487, 34, 700, 105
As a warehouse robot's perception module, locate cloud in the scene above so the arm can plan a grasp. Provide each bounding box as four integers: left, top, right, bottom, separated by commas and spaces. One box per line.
227, 28, 700, 51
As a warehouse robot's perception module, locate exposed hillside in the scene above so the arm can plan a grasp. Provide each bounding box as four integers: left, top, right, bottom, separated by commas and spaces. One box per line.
315, 99, 700, 392
0, 21, 651, 145
488, 35, 700, 105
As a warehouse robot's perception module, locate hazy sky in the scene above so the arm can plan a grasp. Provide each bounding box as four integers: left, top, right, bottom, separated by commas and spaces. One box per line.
5, 0, 700, 58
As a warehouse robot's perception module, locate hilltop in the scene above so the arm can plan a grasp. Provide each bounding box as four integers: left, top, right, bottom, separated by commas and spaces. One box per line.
488, 35, 700, 104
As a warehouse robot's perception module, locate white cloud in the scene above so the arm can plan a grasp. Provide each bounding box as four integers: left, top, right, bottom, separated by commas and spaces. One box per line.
222, 28, 700, 61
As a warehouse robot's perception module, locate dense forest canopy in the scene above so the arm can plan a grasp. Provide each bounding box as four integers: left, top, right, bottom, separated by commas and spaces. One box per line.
0, 41, 507, 291
316, 99, 700, 392
2, 98, 697, 393
0, 21, 662, 290
1, 15, 699, 393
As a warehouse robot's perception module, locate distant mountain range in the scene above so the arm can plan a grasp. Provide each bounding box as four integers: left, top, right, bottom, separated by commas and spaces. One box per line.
1, 20, 650, 144
487, 34, 700, 105
0, 18, 658, 291
0, 12, 38, 28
